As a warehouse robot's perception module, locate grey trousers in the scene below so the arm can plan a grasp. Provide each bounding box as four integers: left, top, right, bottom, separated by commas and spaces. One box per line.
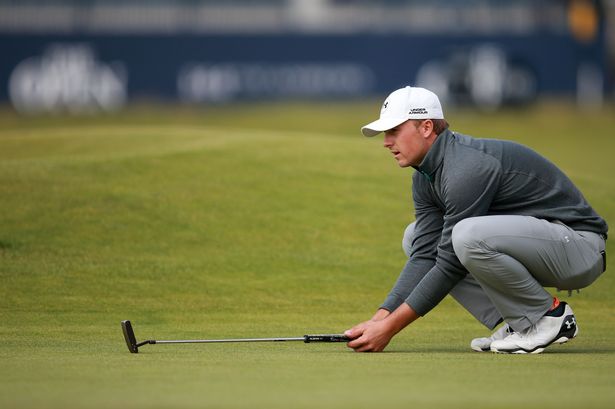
404, 216, 606, 332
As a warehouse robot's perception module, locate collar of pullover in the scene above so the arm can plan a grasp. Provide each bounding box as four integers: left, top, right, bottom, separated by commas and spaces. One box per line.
412, 128, 452, 182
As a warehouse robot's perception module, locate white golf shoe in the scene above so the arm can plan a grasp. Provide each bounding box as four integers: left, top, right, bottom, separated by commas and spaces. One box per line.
490, 302, 578, 354
470, 323, 513, 352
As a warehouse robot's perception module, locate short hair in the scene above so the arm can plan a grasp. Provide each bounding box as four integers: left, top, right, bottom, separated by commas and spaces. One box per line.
432, 119, 450, 136
411, 119, 450, 136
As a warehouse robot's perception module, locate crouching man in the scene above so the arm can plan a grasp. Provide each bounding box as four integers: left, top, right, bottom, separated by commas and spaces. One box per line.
345, 86, 608, 354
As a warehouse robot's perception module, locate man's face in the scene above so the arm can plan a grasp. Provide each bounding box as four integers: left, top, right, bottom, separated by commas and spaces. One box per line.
383, 120, 432, 167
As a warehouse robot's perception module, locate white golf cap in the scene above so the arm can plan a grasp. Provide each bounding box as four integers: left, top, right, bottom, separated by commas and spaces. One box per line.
361, 86, 444, 137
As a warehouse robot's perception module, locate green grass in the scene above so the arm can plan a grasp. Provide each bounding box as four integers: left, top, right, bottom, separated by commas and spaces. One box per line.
1, 101, 614, 409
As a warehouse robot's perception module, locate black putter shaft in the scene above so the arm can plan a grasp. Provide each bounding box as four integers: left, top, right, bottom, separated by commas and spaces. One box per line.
121, 320, 350, 353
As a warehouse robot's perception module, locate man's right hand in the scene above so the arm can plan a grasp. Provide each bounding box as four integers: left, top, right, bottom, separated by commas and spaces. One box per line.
344, 304, 419, 352
344, 308, 390, 341
344, 318, 396, 352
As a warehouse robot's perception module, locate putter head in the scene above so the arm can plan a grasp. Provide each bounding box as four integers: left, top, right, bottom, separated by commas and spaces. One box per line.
121, 320, 139, 353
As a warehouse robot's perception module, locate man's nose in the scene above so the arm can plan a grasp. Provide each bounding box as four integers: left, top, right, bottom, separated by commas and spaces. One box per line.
383, 134, 394, 147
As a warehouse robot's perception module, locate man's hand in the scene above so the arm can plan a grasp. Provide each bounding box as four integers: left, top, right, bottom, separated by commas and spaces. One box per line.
344, 319, 395, 352
344, 303, 419, 352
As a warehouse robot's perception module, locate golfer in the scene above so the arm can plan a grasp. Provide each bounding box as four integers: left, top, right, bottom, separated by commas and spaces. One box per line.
345, 86, 608, 354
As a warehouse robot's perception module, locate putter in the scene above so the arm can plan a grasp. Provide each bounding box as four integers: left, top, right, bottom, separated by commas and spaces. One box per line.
121, 320, 350, 353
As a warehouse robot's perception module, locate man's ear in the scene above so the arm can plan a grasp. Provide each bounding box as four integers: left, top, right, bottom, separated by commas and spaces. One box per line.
421, 119, 434, 137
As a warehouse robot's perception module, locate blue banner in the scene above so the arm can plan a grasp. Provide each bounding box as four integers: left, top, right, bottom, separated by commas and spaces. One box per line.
1, 33, 606, 112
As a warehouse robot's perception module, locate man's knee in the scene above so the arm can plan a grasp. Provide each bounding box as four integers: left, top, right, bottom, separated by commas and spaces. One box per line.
402, 222, 416, 258
452, 218, 492, 265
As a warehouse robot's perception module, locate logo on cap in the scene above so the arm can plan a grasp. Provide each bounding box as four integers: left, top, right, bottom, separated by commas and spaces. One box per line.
383, 101, 389, 109
409, 108, 428, 115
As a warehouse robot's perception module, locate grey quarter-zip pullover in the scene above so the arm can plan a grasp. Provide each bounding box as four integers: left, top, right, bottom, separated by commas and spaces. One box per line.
381, 129, 608, 316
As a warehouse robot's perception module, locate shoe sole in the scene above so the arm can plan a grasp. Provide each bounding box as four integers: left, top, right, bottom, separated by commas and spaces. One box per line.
491, 323, 579, 354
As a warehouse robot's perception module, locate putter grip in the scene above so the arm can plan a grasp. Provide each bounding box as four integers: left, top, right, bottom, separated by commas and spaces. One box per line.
303, 334, 350, 343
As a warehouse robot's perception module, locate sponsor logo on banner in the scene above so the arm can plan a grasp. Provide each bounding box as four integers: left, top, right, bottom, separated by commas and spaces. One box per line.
9, 44, 127, 114
415, 44, 537, 110
177, 63, 374, 102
